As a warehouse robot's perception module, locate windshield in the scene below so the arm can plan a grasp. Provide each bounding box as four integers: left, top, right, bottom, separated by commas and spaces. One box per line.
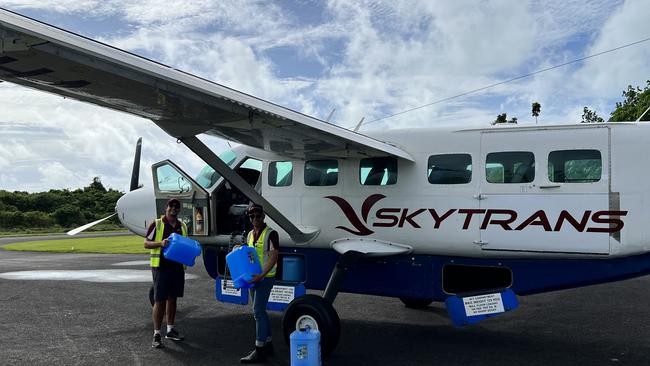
194, 149, 237, 189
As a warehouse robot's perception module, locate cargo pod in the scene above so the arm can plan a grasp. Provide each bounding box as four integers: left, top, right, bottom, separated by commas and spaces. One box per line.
152, 160, 210, 237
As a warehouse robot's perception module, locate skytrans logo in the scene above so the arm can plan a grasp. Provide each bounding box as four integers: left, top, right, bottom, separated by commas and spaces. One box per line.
324, 195, 627, 237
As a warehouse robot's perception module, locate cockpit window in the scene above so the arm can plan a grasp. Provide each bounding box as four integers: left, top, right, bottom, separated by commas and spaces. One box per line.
195, 150, 237, 189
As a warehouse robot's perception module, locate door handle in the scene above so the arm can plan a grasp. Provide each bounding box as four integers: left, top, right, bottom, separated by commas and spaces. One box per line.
539, 184, 561, 189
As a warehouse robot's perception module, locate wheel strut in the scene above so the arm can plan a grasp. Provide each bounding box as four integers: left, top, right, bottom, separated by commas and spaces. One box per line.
323, 250, 364, 303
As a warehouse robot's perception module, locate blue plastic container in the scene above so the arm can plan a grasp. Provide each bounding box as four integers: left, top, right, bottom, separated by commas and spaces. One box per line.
226, 245, 262, 289
163, 233, 201, 266
282, 256, 305, 283
290, 328, 321, 366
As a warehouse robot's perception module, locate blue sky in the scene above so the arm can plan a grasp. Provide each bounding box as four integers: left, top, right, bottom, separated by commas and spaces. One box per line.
1, 0, 649, 192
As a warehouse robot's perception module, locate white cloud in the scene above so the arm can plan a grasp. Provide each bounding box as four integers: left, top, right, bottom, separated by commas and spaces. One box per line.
1, 0, 647, 192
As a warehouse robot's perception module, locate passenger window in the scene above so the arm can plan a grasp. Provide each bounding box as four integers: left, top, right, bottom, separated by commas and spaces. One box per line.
486, 152, 535, 183
304, 160, 338, 186
360, 157, 397, 185
268, 161, 293, 187
548, 150, 601, 183
427, 154, 472, 184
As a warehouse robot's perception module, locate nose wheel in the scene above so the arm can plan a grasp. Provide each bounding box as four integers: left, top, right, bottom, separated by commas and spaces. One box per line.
282, 294, 340, 357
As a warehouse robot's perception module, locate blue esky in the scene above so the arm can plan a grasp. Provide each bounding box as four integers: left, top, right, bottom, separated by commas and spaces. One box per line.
1, 0, 649, 192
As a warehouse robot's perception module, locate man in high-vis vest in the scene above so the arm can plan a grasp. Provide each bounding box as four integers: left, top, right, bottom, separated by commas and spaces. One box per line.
240, 203, 279, 364
144, 198, 188, 349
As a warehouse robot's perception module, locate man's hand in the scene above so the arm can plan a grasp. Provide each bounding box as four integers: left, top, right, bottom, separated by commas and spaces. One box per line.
161, 239, 169, 248
249, 274, 264, 283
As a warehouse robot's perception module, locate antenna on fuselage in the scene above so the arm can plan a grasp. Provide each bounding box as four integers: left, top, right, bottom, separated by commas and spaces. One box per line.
326, 108, 336, 122
353, 117, 365, 132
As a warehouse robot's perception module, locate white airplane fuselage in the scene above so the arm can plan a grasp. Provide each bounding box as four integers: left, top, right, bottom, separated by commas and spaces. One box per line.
117, 122, 650, 300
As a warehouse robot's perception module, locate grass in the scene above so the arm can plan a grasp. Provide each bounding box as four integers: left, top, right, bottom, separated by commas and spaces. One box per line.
1, 235, 148, 254
0, 223, 127, 236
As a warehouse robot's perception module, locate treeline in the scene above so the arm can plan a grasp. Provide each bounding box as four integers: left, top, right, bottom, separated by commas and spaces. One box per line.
0, 177, 123, 233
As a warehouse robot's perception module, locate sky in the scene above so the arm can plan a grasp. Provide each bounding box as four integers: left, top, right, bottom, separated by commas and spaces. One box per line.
1, 0, 649, 193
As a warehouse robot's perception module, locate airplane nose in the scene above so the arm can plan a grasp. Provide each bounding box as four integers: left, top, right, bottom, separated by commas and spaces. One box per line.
116, 187, 156, 237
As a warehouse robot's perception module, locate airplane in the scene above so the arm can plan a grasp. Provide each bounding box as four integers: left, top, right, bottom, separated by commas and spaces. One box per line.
1, 8, 649, 356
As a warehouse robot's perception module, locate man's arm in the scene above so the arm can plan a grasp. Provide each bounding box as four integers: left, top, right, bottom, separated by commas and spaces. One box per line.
143, 222, 169, 249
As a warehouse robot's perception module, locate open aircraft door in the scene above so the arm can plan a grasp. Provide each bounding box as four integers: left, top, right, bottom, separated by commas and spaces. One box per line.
152, 160, 210, 237
478, 127, 611, 254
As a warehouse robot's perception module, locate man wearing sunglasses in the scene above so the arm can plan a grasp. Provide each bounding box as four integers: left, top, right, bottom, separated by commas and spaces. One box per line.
144, 198, 188, 349
240, 202, 279, 364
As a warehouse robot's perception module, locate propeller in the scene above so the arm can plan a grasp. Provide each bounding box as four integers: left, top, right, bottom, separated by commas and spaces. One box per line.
130, 137, 142, 191
66, 137, 143, 236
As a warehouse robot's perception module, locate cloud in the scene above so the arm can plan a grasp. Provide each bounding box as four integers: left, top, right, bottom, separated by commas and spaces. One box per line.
0, 0, 647, 192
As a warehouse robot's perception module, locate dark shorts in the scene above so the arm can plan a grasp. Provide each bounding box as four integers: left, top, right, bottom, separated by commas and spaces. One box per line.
152, 268, 184, 301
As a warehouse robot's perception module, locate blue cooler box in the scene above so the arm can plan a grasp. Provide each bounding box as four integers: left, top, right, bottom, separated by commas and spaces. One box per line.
290, 328, 321, 366
163, 233, 201, 266
226, 246, 262, 289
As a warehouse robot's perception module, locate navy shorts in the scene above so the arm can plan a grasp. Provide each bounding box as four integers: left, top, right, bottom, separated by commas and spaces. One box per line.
152, 268, 184, 301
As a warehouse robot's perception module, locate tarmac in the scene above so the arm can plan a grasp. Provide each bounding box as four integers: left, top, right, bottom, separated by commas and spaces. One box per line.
2, 240, 650, 365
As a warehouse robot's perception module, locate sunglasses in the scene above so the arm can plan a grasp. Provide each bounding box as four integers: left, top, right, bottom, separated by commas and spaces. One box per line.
249, 214, 263, 219
169, 205, 181, 209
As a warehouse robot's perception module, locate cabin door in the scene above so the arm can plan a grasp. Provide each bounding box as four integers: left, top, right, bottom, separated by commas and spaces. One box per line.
152, 160, 210, 237
478, 127, 611, 254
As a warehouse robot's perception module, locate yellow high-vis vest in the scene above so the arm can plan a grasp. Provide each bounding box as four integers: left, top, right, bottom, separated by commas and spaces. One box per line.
247, 226, 276, 278
150, 218, 188, 267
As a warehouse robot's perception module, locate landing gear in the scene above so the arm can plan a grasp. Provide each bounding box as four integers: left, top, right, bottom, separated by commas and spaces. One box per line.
282, 250, 363, 357
282, 295, 341, 357
399, 297, 433, 309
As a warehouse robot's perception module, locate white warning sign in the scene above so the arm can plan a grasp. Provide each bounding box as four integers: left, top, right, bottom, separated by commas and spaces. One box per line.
269, 285, 296, 304
462, 293, 505, 316
221, 280, 242, 297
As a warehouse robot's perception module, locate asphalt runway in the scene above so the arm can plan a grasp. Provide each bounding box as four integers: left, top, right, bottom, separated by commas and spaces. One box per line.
2, 243, 650, 365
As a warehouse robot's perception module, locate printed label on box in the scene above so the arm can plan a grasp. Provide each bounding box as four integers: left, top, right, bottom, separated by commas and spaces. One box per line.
462, 293, 504, 316
269, 285, 295, 304
221, 280, 242, 297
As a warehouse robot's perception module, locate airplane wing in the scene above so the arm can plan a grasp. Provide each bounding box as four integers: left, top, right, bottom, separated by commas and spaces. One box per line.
0, 8, 413, 161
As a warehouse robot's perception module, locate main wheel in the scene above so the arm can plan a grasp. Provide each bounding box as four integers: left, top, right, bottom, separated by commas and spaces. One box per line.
399, 297, 433, 309
282, 294, 341, 357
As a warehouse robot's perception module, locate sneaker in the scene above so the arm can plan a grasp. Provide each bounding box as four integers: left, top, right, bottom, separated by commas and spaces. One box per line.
165, 328, 184, 341
152, 333, 163, 348
240, 346, 266, 364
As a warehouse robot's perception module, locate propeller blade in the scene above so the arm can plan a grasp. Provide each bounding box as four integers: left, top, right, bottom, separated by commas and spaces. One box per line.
130, 137, 142, 191
66, 213, 117, 236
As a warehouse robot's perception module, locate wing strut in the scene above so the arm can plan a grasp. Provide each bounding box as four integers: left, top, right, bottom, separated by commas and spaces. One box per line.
181, 136, 317, 244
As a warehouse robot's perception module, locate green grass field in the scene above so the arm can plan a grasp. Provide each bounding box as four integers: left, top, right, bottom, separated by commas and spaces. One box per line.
1, 235, 148, 254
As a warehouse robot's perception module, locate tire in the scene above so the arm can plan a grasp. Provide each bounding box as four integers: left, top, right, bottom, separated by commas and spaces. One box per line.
399, 297, 433, 309
282, 294, 341, 357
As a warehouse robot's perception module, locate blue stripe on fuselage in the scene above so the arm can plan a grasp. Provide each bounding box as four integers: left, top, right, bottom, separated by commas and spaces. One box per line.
286, 248, 650, 301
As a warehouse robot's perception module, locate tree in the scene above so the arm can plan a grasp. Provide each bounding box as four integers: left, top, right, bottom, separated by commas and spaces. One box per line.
492, 113, 517, 125
581, 107, 604, 123
532, 102, 541, 124
52, 204, 86, 228
609, 80, 650, 121
86, 176, 107, 192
